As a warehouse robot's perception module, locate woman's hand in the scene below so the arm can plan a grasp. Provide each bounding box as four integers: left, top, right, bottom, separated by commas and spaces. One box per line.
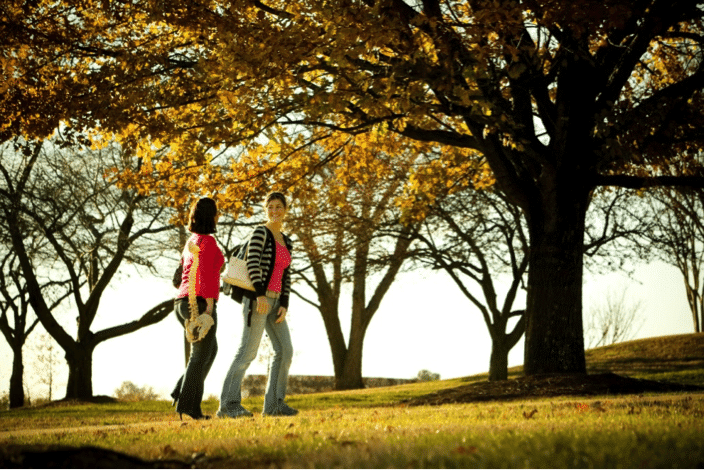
256, 296, 269, 314
275, 307, 287, 323
205, 298, 215, 316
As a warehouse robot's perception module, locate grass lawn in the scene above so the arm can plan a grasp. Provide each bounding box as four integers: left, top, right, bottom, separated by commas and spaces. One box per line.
0, 334, 702, 468
0, 388, 702, 468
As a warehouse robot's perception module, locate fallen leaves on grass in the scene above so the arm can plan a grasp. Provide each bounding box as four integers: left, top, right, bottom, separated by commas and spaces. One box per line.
454, 445, 478, 455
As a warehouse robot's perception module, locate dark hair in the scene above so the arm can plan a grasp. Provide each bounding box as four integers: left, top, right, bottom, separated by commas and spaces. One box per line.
188, 197, 218, 234
265, 191, 287, 208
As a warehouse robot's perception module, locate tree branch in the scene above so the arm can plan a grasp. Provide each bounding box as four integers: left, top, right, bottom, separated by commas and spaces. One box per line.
93, 299, 173, 344
594, 173, 704, 190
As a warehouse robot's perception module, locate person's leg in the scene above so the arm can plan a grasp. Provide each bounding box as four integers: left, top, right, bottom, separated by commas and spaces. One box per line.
262, 301, 295, 416
171, 304, 185, 405
218, 297, 267, 418
176, 300, 218, 418
170, 376, 182, 405
201, 309, 219, 381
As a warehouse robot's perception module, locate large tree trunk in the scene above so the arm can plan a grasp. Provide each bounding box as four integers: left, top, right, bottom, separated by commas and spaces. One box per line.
488, 339, 509, 381
329, 308, 367, 390
323, 319, 366, 391
487, 312, 526, 381
64, 342, 96, 400
334, 342, 365, 390
523, 181, 590, 375
9, 351, 25, 408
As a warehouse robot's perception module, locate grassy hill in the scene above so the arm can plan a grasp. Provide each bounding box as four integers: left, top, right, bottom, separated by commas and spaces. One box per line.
462, 332, 703, 386
584, 333, 703, 385
273, 333, 703, 408
274, 333, 704, 397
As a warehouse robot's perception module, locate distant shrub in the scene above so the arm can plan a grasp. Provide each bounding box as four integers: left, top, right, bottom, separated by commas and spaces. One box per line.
114, 381, 159, 401
1, 393, 8, 410
417, 370, 441, 382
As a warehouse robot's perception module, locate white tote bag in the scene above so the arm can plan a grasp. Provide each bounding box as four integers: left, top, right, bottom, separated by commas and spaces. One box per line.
222, 256, 255, 291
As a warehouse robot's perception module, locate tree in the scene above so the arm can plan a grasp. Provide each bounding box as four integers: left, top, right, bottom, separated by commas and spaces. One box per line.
643, 188, 704, 332
0, 252, 40, 408
108, 0, 701, 376
114, 381, 159, 401
584, 285, 644, 348
582, 184, 703, 333
0, 142, 75, 407
282, 135, 423, 390
4, 1, 702, 376
415, 187, 528, 381
0, 139, 176, 400
417, 369, 441, 382
28, 332, 64, 402
0, 249, 72, 407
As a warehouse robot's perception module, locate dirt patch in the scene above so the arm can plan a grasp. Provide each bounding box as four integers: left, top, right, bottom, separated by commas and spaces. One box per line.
26, 395, 118, 410
401, 372, 703, 406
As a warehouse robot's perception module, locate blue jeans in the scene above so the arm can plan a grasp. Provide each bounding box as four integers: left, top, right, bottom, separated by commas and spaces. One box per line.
219, 296, 293, 413
172, 298, 218, 416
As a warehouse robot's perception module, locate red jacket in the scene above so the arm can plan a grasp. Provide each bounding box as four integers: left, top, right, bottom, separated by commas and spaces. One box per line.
176, 234, 224, 301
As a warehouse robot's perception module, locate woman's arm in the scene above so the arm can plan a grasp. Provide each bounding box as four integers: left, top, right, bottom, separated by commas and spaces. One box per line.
246, 226, 268, 296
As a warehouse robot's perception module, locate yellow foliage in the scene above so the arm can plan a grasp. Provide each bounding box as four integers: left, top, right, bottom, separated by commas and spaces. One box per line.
1, 0, 699, 217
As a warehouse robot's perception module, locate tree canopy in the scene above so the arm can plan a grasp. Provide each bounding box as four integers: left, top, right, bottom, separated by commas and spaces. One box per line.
2, 0, 702, 375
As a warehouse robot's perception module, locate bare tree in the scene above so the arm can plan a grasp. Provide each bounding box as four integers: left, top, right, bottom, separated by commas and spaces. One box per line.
0, 232, 72, 407
0, 138, 177, 400
414, 188, 528, 381
583, 185, 703, 335
0, 252, 40, 408
643, 188, 704, 332
28, 332, 64, 401
584, 286, 644, 348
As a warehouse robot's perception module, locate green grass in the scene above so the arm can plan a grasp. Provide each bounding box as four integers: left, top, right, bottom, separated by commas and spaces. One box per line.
0, 334, 702, 468
1, 393, 702, 468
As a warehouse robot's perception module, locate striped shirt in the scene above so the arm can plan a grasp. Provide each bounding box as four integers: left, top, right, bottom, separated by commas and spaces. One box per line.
246, 225, 293, 308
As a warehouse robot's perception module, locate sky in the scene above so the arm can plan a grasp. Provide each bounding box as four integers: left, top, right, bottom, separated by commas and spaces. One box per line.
0, 258, 697, 402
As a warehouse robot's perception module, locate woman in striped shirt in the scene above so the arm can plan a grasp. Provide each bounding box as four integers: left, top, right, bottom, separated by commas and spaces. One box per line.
218, 192, 297, 417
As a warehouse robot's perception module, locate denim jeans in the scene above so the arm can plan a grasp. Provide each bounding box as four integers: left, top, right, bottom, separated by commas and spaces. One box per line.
172, 298, 218, 416
219, 296, 293, 413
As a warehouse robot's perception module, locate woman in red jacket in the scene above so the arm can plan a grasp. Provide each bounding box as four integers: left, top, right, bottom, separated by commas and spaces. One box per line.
171, 197, 224, 420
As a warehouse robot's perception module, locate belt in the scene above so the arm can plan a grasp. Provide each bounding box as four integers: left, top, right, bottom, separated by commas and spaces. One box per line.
265, 290, 281, 299
175, 296, 207, 303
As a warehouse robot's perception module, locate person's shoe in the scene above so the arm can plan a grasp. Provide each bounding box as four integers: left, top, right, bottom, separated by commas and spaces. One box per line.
262, 400, 298, 417
216, 406, 253, 418
279, 402, 299, 416
179, 412, 211, 421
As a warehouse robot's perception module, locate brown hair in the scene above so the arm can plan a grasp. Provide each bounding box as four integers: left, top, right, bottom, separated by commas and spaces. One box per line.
265, 192, 287, 208
188, 197, 218, 234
